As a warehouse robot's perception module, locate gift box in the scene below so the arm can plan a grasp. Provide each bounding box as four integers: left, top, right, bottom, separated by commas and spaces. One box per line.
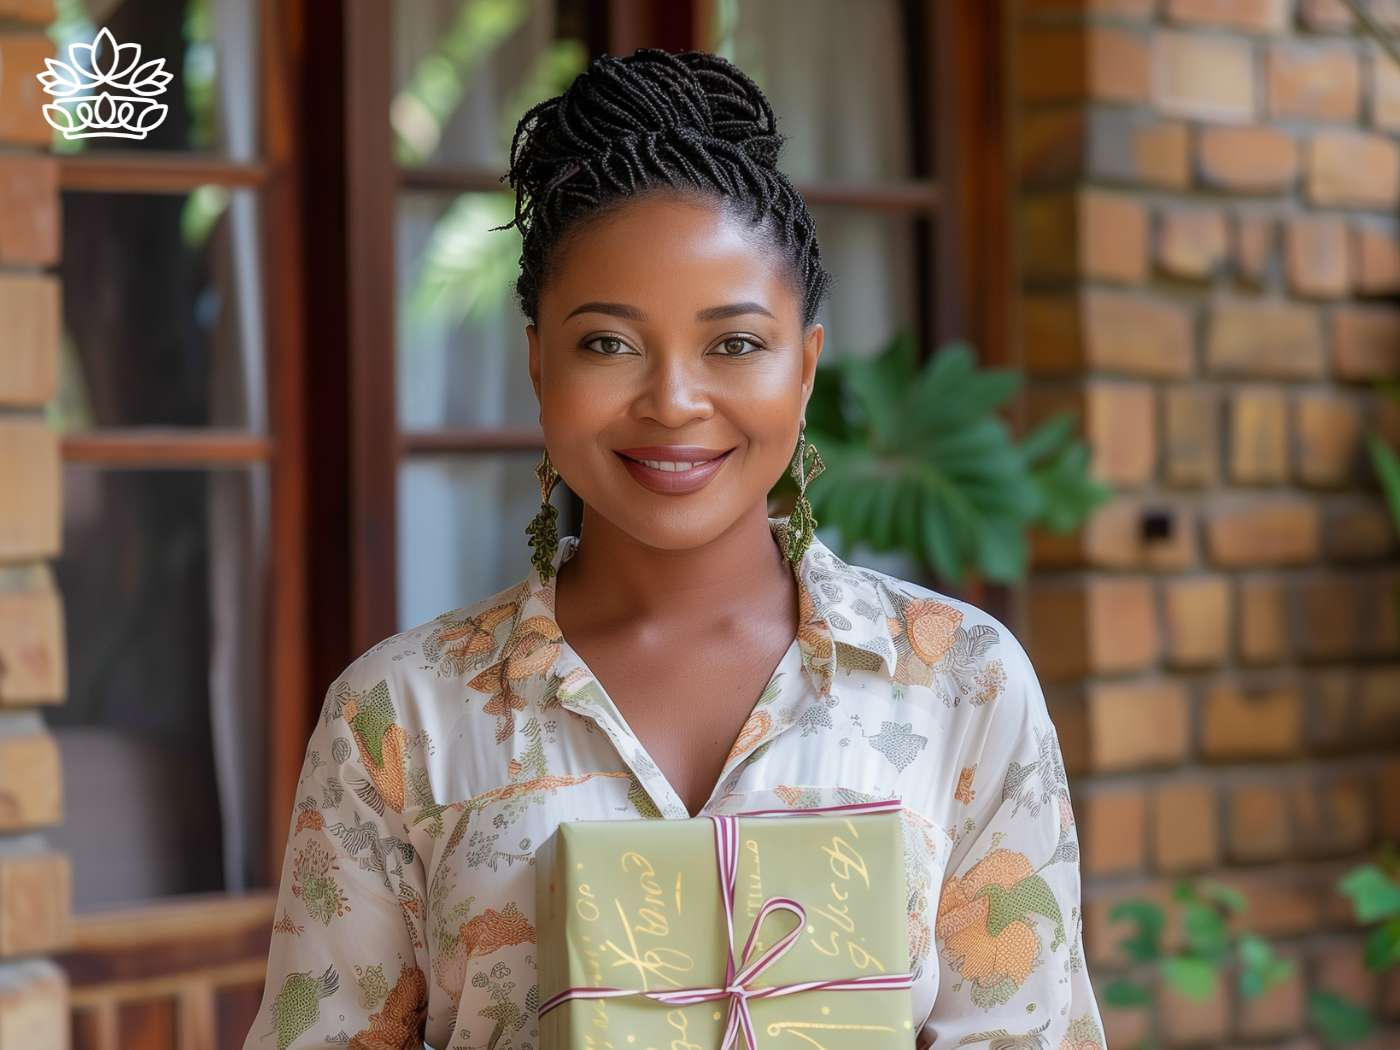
535, 799, 914, 1050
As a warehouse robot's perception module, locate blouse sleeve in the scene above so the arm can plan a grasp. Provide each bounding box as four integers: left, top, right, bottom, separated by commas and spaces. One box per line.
917, 625, 1105, 1050
242, 666, 430, 1050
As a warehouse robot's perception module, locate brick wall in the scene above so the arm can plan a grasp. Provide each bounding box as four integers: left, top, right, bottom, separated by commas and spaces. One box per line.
1016, 0, 1400, 1044
0, 2, 71, 1048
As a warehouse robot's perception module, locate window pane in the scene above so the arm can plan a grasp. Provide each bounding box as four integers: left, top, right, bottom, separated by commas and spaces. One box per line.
45, 1, 260, 156
391, 0, 589, 172
809, 205, 922, 360
44, 464, 269, 910
397, 190, 539, 430
398, 452, 574, 631
712, 0, 916, 182
52, 187, 265, 433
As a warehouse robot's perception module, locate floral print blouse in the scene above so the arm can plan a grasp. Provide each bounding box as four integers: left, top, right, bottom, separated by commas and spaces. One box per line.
242, 517, 1105, 1050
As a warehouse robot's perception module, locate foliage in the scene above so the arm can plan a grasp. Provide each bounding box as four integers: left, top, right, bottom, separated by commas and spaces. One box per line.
783, 331, 1111, 585
1106, 853, 1400, 1048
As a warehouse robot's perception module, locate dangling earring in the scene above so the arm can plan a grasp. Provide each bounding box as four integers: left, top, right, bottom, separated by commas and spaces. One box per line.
780, 420, 825, 564
527, 448, 561, 580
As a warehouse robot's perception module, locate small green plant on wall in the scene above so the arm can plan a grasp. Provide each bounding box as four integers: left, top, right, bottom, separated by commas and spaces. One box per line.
769, 330, 1112, 586
1107, 853, 1400, 1048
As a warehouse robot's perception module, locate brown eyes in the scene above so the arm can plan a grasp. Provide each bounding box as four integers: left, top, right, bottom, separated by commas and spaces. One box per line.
580, 335, 765, 357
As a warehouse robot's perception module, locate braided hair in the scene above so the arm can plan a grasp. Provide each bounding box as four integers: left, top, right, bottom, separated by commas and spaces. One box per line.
495, 48, 832, 329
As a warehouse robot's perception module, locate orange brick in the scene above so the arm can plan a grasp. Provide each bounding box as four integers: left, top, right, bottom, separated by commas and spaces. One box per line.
1019, 25, 1151, 103
1021, 190, 1149, 283
0, 0, 53, 21
1166, 0, 1289, 31
1022, 290, 1195, 378
1082, 788, 1147, 874
1268, 43, 1361, 121
1088, 382, 1156, 484
1152, 30, 1257, 121
1215, 870, 1326, 936
0, 734, 61, 830
1202, 679, 1305, 759
1307, 131, 1400, 208
1324, 497, 1397, 560
1134, 120, 1190, 189
1206, 497, 1321, 567
1300, 0, 1356, 29
1309, 669, 1356, 752
1086, 679, 1191, 772
1295, 392, 1362, 487
1036, 495, 1199, 570
1359, 570, 1400, 657
1206, 299, 1324, 379
1235, 946, 1307, 1038
0, 564, 65, 706
1157, 205, 1228, 279
1292, 777, 1372, 859
1027, 577, 1160, 681
0, 33, 52, 145
1379, 762, 1400, 842
1233, 213, 1277, 286
1227, 782, 1293, 861
1229, 386, 1289, 484
1199, 126, 1298, 193
1297, 572, 1361, 660
1375, 47, 1400, 130
1164, 575, 1231, 667
0, 274, 59, 407
1021, 0, 1156, 15
0, 852, 71, 956
1357, 667, 1400, 745
1151, 780, 1218, 871
1353, 219, 1400, 295
0, 419, 60, 562
1285, 214, 1350, 299
1160, 965, 1232, 1044
1312, 937, 1380, 1012
1085, 880, 1179, 966
0, 154, 58, 267
1164, 386, 1220, 487
1239, 575, 1289, 664
1332, 305, 1400, 380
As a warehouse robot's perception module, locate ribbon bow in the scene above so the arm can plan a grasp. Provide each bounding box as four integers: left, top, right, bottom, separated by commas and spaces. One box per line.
537, 798, 915, 1050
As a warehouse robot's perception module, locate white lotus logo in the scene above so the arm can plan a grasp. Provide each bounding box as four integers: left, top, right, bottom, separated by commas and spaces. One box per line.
35, 26, 172, 140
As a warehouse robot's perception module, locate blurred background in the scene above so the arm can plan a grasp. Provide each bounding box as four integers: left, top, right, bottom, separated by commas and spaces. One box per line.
0, 0, 1397, 1047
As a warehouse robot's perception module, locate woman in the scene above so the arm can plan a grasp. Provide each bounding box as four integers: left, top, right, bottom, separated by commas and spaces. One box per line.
245, 48, 1105, 1050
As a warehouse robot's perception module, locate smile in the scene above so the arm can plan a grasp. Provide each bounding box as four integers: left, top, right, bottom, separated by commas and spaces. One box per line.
613, 448, 736, 494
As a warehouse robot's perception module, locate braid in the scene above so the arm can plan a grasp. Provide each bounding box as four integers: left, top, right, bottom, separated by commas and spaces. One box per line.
495, 48, 832, 328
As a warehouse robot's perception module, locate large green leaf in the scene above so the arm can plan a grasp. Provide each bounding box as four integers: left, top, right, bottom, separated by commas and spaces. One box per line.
1308, 989, 1373, 1044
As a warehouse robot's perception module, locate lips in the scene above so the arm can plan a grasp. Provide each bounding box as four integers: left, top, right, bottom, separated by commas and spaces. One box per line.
613, 445, 736, 494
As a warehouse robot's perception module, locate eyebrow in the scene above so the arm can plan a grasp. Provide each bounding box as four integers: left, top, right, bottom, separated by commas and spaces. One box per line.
563, 301, 776, 323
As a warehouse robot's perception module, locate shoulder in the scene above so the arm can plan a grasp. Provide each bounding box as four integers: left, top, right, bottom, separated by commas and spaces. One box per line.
833, 551, 1039, 716
321, 573, 537, 731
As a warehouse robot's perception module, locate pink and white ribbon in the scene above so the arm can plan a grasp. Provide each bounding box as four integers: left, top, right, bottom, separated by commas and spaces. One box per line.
537, 797, 915, 1050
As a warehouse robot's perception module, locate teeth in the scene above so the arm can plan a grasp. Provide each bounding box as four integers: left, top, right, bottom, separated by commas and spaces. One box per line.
638, 458, 706, 472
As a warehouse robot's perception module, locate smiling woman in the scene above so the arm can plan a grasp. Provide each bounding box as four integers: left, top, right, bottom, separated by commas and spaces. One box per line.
243, 47, 1104, 1050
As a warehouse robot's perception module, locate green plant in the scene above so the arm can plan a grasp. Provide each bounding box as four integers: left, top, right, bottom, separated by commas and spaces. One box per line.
778, 330, 1111, 586
1105, 877, 1295, 1050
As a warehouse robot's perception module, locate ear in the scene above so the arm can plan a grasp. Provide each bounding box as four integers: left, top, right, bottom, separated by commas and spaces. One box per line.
800, 322, 824, 416
526, 323, 543, 419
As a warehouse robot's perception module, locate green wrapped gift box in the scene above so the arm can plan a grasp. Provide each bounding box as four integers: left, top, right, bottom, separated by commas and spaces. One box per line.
535, 799, 914, 1050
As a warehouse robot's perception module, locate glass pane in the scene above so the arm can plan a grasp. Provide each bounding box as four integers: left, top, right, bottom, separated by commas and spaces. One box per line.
398, 452, 574, 631
44, 464, 269, 911
396, 190, 540, 430
809, 205, 921, 360
44, 1, 260, 156
51, 186, 265, 433
712, 0, 916, 182
391, 0, 590, 172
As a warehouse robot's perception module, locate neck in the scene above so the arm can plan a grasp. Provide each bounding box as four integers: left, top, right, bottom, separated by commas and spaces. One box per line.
554, 504, 797, 637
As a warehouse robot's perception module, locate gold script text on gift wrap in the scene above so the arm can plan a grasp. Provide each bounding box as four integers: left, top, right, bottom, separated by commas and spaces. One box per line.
603, 850, 697, 991
806, 821, 887, 971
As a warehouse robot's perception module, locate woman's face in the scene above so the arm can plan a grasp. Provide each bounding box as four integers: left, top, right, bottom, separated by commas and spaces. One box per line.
526, 191, 824, 551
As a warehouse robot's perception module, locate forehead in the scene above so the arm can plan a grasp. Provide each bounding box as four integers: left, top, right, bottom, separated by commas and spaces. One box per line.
541, 193, 794, 323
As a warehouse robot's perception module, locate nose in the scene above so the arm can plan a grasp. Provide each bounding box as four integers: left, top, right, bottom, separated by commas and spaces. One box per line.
630, 350, 715, 428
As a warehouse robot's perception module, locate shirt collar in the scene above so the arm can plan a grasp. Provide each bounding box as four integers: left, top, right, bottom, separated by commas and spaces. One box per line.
511, 515, 899, 705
